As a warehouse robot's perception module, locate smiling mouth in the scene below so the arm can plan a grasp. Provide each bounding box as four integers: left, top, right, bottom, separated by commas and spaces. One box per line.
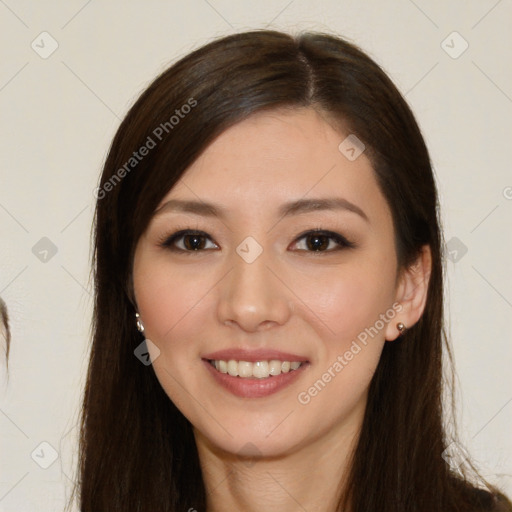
207, 359, 306, 379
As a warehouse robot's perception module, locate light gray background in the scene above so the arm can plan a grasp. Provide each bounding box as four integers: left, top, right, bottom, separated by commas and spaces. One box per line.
1, 1, 511, 510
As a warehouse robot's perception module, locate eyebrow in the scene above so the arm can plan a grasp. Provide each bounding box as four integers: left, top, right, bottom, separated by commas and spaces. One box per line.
154, 197, 369, 223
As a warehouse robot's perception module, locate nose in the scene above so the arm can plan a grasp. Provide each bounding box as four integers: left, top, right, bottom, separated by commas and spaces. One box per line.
216, 247, 293, 333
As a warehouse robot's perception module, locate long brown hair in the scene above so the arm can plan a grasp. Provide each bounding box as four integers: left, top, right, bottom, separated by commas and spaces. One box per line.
72, 30, 511, 511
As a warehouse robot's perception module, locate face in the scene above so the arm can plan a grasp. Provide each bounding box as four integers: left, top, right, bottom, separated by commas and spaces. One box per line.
133, 107, 403, 459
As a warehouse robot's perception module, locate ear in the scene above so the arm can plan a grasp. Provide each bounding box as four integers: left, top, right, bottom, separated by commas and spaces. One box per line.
385, 244, 432, 341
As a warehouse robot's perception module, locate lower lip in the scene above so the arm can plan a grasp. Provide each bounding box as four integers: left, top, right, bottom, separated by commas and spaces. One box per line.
203, 359, 309, 398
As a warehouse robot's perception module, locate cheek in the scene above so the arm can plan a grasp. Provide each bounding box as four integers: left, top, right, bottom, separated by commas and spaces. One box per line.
134, 256, 214, 343
291, 257, 396, 349
133, 256, 214, 414
293, 269, 393, 420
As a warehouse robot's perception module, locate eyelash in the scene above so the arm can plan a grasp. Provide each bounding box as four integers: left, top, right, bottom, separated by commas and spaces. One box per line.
157, 225, 356, 255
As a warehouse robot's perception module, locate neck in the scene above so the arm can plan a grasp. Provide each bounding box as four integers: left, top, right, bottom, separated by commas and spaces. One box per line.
194, 407, 363, 512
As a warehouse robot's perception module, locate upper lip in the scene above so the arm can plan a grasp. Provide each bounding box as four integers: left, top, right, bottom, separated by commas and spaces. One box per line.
202, 348, 309, 363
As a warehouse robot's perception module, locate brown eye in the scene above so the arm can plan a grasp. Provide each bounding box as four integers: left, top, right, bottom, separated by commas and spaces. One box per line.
182, 234, 207, 251
292, 230, 355, 252
160, 230, 218, 252
305, 233, 330, 251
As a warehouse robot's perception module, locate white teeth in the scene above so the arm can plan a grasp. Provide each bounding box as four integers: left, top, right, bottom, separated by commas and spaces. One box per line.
238, 361, 253, 378
252, 361, 269, 379
227, 360, 238, 377
210, 359, 305, 378
269, 360, 282, 376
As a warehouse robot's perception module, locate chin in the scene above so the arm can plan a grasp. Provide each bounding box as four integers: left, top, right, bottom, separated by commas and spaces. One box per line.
193, 420, 305, 461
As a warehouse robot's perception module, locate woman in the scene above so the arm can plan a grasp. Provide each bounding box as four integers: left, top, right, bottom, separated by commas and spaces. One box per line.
74, 30, 511, 511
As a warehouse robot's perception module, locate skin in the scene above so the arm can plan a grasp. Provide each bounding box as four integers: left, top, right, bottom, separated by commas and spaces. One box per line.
133, 107, 432, 512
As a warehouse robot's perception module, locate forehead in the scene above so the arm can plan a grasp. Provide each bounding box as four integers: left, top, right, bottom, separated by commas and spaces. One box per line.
158, 108, 390, 226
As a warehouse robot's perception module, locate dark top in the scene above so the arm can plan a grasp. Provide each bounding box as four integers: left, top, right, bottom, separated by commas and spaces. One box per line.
471, 486, 512, 512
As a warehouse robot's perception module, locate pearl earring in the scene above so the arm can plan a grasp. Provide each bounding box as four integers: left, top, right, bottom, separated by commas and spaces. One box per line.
135, 312, 145, 334
396, 322, 406, 336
